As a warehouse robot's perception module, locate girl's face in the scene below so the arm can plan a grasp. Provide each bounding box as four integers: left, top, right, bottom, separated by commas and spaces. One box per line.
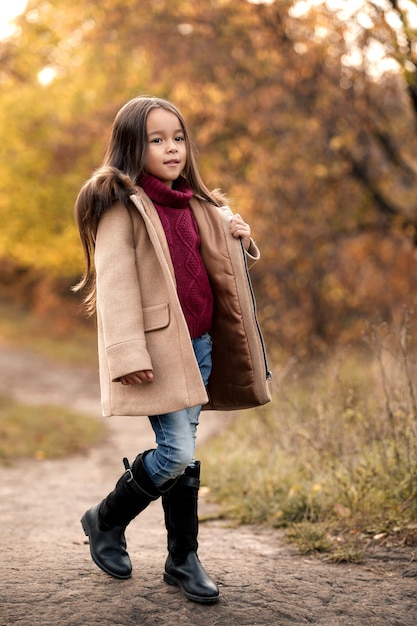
144, 107, 187, 188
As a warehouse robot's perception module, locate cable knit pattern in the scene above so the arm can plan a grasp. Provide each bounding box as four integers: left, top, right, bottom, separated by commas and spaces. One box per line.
139, 174, 213, 339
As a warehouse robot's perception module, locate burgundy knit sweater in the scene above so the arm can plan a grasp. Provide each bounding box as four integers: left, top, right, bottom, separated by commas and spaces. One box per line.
139, 174, 213, 339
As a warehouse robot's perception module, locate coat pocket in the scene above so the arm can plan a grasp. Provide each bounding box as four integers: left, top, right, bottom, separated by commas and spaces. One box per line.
143, 303, 170, 332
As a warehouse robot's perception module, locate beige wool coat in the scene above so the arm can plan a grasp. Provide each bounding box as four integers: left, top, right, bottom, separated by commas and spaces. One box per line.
94, 182, 271, 417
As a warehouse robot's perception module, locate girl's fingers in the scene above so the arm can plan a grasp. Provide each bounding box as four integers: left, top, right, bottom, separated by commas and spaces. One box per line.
120, 370, 154, 385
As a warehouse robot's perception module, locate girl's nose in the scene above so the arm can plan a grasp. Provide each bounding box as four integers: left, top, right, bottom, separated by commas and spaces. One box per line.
166, 139, 178, 152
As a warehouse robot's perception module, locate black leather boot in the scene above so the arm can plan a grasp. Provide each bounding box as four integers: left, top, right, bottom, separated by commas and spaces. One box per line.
80, 503, 132, 579
81, 451, 173, 579
162, 462, 220, 603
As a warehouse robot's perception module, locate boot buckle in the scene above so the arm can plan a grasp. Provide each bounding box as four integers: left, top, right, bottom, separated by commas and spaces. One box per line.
123, 457, 134, 482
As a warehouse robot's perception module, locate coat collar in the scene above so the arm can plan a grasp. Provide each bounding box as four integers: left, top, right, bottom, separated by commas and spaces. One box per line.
129, 189, 176, 282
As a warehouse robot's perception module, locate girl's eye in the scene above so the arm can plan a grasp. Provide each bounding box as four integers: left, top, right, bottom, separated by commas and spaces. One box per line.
150, 135, 184, 143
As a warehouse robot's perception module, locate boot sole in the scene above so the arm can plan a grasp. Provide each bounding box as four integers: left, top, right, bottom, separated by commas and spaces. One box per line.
81, 514, 132, 580
163, 572, 220, 604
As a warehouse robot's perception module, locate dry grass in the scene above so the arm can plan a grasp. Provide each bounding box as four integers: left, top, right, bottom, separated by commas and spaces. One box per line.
0, 299, 103, 464
200, 320, 417, 561
0, 395, 105, 464
0, 298, 97, 366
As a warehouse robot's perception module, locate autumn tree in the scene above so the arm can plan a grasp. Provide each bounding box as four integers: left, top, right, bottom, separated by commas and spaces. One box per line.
1, 0, 417, 353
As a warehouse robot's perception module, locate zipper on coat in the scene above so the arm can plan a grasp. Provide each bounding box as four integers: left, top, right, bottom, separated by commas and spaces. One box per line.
240, 239, 272, 382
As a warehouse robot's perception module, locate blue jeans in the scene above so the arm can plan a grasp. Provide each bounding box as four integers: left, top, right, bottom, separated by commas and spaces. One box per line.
143, 333, 212, 488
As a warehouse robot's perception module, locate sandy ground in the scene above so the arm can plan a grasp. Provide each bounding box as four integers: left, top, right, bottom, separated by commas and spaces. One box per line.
0, 343, 416, 626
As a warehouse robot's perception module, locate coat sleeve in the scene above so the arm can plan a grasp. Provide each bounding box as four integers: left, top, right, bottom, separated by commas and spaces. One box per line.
245, 240, 260, 268
95, 203, 153, 381
221, 205, 260, 268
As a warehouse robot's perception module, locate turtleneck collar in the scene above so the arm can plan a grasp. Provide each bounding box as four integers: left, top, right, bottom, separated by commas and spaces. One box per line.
139, 173, 193, 209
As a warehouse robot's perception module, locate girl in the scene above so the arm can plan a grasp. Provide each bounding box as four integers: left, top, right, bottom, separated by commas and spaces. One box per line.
74, 96, 271, 604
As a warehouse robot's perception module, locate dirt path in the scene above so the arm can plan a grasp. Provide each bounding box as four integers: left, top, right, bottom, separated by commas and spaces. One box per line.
0, 344, 416, 626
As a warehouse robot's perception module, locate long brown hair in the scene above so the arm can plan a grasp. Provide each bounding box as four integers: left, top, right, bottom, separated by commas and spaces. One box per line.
73, 96, 225, 314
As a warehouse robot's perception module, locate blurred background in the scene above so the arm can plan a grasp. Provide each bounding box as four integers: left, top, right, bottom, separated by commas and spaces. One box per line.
1, 0, 417, 358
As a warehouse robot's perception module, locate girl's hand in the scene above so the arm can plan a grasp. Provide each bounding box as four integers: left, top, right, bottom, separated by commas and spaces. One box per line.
229, 213, 251, 251
120, 370, 154, 385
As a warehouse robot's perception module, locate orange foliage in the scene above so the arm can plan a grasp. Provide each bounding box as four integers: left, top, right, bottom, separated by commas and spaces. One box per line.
1, 0, 417, 353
